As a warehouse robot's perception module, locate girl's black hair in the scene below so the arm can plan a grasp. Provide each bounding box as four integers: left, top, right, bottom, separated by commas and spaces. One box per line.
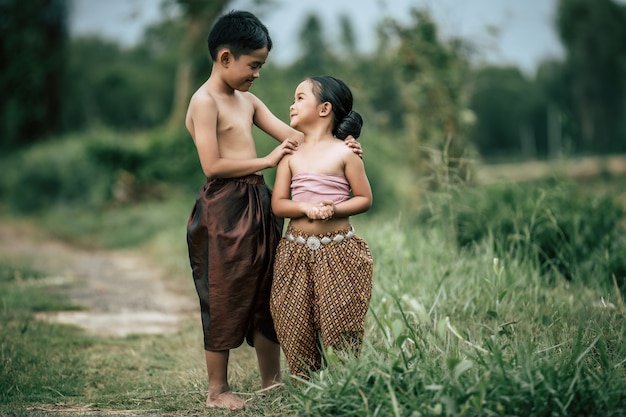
207, 10, 273, 61
309, 76, 363, 140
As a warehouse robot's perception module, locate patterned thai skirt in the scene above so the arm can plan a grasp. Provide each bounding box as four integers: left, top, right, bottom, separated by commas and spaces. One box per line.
270, 224, 373, 376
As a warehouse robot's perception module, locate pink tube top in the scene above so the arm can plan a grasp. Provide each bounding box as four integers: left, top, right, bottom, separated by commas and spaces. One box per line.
291, 173, 350, 204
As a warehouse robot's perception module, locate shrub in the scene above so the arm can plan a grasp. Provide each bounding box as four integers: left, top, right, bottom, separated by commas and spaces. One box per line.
1, 135, 114, 213
420, 180, 626, 293
134, 127, 203, 186
0, 129, 207, 213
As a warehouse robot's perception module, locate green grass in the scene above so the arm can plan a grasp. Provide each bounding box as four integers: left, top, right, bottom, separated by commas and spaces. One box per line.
3, 212, 625, 416
1, 176, 625, 416
0, 258, 82, 313
292, 219, 626, 416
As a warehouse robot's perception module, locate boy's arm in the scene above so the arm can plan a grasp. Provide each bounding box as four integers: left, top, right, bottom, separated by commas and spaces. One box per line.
251, 94, 304, 143
189, 94, 298, 179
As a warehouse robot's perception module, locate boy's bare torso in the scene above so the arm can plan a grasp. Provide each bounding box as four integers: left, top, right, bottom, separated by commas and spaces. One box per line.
186, 83, 259, 161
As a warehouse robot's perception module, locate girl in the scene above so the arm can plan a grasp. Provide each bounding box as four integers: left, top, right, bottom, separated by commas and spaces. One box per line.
270, 76, 374, 377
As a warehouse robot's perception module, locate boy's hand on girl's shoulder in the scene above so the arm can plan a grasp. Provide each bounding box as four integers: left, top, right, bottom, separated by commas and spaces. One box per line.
266, 138, 300, 168
344, 135, 363, 158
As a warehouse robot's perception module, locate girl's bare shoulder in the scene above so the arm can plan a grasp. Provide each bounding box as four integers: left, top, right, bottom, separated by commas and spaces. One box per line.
331, 138, 357, 157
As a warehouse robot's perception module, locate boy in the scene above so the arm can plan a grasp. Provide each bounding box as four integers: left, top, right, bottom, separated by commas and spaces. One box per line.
185, 10, 361, 410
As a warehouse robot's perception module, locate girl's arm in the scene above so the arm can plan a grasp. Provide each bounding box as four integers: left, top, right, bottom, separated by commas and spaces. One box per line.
271, 157, 321, 219
332, 150, 373, 218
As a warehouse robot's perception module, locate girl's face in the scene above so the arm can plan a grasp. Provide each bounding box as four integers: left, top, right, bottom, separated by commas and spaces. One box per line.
289, 80, 322, 130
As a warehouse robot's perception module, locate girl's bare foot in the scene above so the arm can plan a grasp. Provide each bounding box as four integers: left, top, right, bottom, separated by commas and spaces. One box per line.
257, 382, 284, 395
206, 391, 244, 410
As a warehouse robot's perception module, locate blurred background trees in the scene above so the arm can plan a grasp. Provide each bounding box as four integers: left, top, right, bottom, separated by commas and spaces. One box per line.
2, 0, 626, 160
1, 0, 68, 149
556, 0, 626, 154
1, 0, 624, 292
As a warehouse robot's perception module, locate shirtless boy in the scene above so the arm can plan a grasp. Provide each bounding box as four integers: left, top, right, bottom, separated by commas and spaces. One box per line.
185, 10, 360, 410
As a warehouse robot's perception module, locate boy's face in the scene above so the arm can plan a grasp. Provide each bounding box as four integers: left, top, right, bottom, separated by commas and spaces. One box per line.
224, 47, 269, 92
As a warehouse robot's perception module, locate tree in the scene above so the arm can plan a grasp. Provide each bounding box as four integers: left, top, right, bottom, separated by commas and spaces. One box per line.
291, 13, 337, 76
535, 58, 572, 157
0, 0, 68, 149
384, 9, 474, 190
556, 0, 626, 153
468, 66, 541, 159
63, 35, 179, 131
339, 14, 357, 57
166, 0, 231, 130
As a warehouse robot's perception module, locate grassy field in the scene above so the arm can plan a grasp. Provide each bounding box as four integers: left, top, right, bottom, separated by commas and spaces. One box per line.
1, 172, 626, 416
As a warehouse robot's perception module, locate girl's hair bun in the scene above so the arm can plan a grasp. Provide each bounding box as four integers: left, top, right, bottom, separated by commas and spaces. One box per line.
336, 110, 363, 140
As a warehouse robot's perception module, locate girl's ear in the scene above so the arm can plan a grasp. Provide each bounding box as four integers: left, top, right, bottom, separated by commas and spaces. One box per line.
319, 102, 332, 116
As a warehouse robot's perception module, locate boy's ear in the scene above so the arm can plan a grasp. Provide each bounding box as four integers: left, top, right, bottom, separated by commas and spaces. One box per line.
218, 49, 231, 67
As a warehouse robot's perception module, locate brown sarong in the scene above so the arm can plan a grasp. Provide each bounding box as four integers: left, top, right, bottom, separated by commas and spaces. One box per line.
187, 174, 283, 351
270, 224, 373, 376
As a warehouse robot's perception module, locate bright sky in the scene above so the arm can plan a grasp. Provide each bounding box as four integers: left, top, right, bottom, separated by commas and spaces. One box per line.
69, 0, 579, 74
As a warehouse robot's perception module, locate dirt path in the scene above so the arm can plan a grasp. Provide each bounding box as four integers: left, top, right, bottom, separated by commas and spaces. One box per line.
0, 221, 196, 337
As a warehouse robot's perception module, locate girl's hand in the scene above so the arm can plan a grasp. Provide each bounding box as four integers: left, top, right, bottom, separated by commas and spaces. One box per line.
306, 201, 334, 220
344, 135, 363, 159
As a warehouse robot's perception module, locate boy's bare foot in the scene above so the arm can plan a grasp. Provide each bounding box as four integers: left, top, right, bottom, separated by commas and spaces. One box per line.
206, 391, 245, 410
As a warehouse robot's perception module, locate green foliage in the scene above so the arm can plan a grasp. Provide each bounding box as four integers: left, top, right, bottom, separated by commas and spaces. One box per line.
36, 196, 192, 250
289, 318, 626, 416
0, 0, 68, 149
85, 127, 203, 187
4, 0, 626, 164
1, 177, 625, 415
385, 8, 474, 188
0, 258, 87, 404
421, 179, 626, 293
0, 258, 80, 312
283, 220, 626, 417
290, 13, 337, 75
135, 128, 203, 185
350, 57, 406, 133
0, 134, 113, 213
0, 128, 204, 214
1, 317, 90, 405
468, 66, 545, 159
63, 33, 179, 132
467, 0, 626, 160
0, 223, 286, 416
556, 0, 626, 153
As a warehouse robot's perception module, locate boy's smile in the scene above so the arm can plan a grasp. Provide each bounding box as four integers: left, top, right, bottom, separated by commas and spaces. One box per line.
230, 47, 269, 91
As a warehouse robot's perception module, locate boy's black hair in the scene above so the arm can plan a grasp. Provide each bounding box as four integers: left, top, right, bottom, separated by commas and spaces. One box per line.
207, 10, 273, 61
